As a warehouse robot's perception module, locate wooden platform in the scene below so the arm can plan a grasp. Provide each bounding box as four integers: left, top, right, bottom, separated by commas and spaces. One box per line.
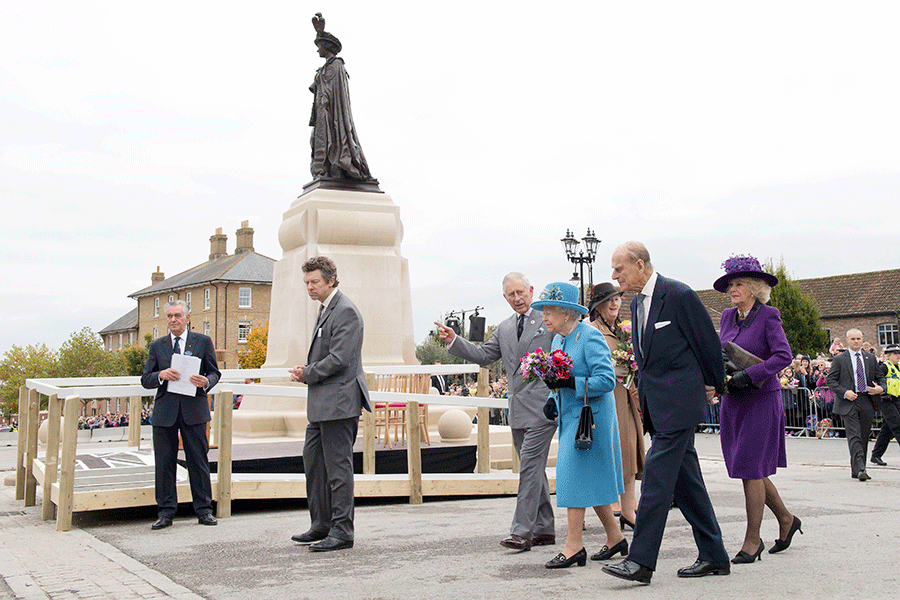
31, 449, 556, 513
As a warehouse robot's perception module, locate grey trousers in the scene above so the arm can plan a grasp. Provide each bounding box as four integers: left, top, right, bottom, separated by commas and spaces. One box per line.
842, 396, 875, 476
510, 421, 557, 539
303, 417, 359, 541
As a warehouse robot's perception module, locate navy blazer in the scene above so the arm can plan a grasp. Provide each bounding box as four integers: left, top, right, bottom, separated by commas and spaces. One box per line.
141, 330, 220, 427
631, 274, 726, 433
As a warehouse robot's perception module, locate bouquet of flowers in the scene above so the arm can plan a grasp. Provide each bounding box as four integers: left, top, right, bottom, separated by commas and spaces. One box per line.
520, 348, 573, 384
611, 320, 638, 388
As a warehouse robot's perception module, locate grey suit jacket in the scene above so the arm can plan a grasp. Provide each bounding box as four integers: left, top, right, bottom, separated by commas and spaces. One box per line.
305, 289, 371, 422
448, 309, 554, 429
827, 350, 885, 415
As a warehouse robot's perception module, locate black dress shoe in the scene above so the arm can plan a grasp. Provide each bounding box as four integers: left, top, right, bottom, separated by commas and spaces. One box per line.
545, 548, 587, 569
500, 534, 531, 551
769, 516, 803, 554
291, 530, 329, 544
590, 538, 628, 561
531, 534, 556, 546
309, 536, 354, 552
731, 541, 764, 563
858, 471, 871, 481
151, 517, 173, 530
871, 456, 887, 466
619, 514, 635, 531
197, 513, 218, 526
677, 559, 730, 577
602, 559, 653, 584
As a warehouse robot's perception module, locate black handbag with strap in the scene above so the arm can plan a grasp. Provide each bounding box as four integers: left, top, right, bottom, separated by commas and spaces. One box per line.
574, 384, 594, 450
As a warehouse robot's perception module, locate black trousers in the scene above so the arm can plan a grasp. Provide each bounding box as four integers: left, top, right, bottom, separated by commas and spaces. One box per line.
841, 395, 876, 476
153, 406, 213, 518
871, 397, 900, 460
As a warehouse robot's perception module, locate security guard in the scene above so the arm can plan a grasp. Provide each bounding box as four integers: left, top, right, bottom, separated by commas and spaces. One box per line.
871, 344, 900, 466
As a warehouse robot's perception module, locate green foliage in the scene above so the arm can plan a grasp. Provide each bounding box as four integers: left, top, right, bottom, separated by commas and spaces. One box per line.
0, 344, 57, 417
415, 325, 503, 383
55, 327, 125, 378
238, 323, 269, 369
765, 258, 830, 356
117, 333, 152, 377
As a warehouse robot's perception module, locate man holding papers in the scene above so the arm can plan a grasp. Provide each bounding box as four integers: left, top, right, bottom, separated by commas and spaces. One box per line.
141, 299, 221, 530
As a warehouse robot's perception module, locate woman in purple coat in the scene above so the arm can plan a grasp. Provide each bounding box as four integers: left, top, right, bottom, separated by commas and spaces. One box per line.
714, 255, 801, 564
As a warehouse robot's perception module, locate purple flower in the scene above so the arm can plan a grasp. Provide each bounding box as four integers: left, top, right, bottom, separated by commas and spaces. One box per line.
721, 254, 763, 275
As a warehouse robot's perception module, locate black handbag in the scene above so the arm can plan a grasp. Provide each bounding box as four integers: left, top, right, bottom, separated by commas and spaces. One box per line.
574, 385, 594, 450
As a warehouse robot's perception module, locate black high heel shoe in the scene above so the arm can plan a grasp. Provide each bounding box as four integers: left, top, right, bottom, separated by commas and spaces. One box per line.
769, 516, 803, 554
545, 548, 587, 569
619, 514, 635, 531
590, 538, 628, 561
731, 541, 764, 563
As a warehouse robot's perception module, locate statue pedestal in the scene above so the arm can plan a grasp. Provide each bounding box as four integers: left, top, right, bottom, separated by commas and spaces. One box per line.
233, 187, 418, 438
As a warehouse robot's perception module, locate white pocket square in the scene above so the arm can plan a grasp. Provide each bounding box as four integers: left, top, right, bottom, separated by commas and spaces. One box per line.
654, 321, 671, 329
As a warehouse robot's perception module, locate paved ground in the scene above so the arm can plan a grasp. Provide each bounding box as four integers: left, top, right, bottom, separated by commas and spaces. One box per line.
1, 433, 899, 599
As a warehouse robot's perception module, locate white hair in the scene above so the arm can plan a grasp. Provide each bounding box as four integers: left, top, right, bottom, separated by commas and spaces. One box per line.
164, 299, 190, 315
502, 272, 530, 290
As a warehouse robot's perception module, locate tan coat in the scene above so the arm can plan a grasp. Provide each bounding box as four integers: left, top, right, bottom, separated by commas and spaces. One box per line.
590, 319, 645, 481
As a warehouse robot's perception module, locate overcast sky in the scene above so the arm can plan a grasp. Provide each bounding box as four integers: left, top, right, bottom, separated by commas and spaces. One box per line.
2, 1, 898, 355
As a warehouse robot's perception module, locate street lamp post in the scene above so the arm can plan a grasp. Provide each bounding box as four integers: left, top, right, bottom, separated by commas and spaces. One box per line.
560, 228, 601, 306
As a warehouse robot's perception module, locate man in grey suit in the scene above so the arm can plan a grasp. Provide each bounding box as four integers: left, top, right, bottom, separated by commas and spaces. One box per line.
289, 256, 370, 552
434, 272, 556, 551
827, 328, 885, 481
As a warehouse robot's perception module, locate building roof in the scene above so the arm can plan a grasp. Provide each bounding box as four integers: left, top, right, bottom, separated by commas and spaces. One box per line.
98, 307, 138, 334
129, 252, 275, 298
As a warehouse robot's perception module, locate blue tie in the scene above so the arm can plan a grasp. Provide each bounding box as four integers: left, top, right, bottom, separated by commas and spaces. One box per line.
173, 336, 181, 355
855, 352, 866, 393
634, 293, 646, 357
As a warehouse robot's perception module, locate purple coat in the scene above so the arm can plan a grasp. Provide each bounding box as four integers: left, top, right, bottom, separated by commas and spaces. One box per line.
718, 302, 793, 479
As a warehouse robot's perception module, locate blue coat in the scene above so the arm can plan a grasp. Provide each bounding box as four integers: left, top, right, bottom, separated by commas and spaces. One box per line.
552, 321, 624, 508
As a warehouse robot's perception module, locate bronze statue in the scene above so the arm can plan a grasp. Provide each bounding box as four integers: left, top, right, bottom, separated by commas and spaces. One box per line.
307, 13, 378, 191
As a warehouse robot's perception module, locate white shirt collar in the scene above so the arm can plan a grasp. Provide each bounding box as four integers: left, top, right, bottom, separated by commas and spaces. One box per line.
170, 331, 186, 347
640, 271, 658, 298
321, 287, 339, 309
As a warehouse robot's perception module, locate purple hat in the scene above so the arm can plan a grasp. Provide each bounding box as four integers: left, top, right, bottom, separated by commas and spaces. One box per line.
713, 254, 779, 293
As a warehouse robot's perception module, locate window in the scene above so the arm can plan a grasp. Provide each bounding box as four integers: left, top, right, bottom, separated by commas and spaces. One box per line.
118, 333, 123, 350
878, 323, 899, 347
154, 298, 159, 317
203, 321, 210, 336
185, 292, 192, 313
168, 294, 174, 304
238, 287, 252, 308
153, 327, 159, 338
204, 288, 211, 310
129, 332, 134, 346
238, 321, 251, 343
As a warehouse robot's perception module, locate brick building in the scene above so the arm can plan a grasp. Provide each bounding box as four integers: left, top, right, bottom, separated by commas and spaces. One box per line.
100, 221, 275, 369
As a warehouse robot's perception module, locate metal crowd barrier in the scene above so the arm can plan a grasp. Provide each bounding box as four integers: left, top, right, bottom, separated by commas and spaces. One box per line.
699, 386, 885, 440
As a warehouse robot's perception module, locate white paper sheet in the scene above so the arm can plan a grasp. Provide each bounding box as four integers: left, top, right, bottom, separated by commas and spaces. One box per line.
168, 353, 202, 396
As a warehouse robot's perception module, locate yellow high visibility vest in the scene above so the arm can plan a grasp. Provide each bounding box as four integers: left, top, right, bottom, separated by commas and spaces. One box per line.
885, 361, 900, 398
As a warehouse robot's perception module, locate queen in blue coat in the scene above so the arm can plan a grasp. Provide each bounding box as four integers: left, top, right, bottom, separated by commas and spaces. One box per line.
714, 255, 801, 564
531, 283, 624, 570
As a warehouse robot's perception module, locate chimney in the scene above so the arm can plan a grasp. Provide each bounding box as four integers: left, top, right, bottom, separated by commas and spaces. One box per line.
209, 227, 228, 260
151, 266, 165, 285
235, 220, 254, 254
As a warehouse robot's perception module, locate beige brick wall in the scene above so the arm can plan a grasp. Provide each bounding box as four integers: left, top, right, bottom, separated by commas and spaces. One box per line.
821, 315, 896, 354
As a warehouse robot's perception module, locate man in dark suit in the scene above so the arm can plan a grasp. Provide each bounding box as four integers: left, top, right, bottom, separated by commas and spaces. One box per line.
434, 272, 556, 552
431, 362, 450, 395
827, 328, 885, 480
289, 256, 370, 552
602, 242, 728, 585
141, 300, 220, 530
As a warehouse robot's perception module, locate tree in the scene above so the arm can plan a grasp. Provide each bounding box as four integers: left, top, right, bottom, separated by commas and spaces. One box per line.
415, 325, 503, 384
55, 327, 124, 378
238, 323, 268, 369
765, 258, 830, 356
0, 344, 57, 417
118, 334, 152, 377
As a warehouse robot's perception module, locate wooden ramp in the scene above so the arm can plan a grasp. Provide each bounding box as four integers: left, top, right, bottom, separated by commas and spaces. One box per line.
31, 450, 555, 513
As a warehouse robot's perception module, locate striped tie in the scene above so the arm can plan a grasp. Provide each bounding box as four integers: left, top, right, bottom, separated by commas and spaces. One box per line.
855, 352, 866, 393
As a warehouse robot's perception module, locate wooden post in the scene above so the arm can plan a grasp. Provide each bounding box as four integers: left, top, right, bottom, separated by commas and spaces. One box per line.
406, 400, 423, 504
42, 394, 60, 521
15, 386, 27, 501
216, 390, 233, 518
362, 373, 376, 474
127, 396, 141, 448
475, 368, 491, 474
57, 395, 81, 531
24, 388, 40, 507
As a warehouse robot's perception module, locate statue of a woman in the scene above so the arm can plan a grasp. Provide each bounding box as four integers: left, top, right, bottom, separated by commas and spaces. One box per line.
308, 13, 377, 187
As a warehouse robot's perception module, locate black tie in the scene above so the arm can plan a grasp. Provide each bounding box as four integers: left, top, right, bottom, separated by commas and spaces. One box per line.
173, 336, 181, 354
517, 314, 526, 340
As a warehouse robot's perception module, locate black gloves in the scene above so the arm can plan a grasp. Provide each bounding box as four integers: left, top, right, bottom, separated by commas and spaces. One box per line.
726, 370, 752, 394
546, 377, 575, 390
543, 396, 558, 420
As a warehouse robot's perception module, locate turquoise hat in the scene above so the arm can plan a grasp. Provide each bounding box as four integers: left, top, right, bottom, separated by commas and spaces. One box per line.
530, 282, 588, 315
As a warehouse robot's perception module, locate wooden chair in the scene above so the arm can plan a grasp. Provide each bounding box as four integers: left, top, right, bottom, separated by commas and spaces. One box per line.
368, 374, 431, 447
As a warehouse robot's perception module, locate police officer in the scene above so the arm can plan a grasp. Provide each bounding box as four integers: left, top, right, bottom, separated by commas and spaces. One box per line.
871, 344, 900, 466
